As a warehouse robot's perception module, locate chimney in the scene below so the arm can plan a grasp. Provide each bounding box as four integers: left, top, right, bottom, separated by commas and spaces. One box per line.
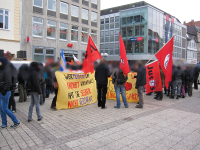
184, 21, 186, 25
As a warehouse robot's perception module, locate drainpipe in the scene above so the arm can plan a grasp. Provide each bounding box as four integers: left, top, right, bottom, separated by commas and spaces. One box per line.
19, 0, 22, 50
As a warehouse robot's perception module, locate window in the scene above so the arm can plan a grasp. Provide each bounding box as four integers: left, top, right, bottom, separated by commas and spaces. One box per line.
81, 27, 88, 43
33, 0, 43, 8
110, 17, 114, 23
91, 0, 97, 4
110, 30, 114, 36
60, 23, 68, 40
0, 9, 9, 29
100, 31, 104, 37
91, 29, 97, 44
91, 12, 97, 22
60, 2, 68, 14
71, 25, 78, 41
115, 29, 119, 35
33, 17, 43, 37
47, 20, 56, 38
71, 5, 79, 17
115, 16, 119, 22
82, 8, 88, 20
101, 19, 104, 24
48, 0, 56, 11
105, 31, 109, 36
105, 18, 109, 24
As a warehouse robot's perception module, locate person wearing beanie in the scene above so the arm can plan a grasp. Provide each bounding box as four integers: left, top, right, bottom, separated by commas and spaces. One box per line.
28, 62, 43, 122
0, 57, 20, 129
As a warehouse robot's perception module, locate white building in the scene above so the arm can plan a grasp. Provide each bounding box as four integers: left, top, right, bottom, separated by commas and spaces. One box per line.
186, 33, 198, 64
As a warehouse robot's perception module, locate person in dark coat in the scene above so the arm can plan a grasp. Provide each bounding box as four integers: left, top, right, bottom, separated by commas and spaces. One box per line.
193, 66, 200, 90
181, 67, 186, 98
95, 59, 110, 109
185, 67, 194, 97
38, 63, 46, 105
134, 62, 146, 108
28, 62, 43, 122
18, 64, 29, 102
0, 57, 20, 129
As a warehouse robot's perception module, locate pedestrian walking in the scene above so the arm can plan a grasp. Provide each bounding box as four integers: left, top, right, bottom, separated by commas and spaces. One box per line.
38, 63, 46, 105
185, 67, 194, 97
134, 62, 146, 108
27, 62, 43, 122
193, 66, 199, 90
0, 57, 20, 129
112, 67, 128, 108
95, 59, 110, 109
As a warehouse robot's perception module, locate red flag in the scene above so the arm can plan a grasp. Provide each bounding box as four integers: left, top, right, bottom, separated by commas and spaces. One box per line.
119, 33, 130, 76
145, 61, 163, 94
82, 36, 102, 74
155, 36, 174, 89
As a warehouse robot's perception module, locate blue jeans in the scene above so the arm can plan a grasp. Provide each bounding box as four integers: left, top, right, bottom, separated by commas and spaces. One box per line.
0, 91, 19, 126
172, 79, 182, 96
114, 85, 128, 108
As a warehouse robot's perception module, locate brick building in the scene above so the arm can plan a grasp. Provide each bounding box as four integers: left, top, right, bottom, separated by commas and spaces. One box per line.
184, 20, 200, 28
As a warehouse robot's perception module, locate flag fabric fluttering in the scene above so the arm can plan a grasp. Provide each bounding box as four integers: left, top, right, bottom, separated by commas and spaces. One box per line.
145, 60, 163, 94
119, 32, 130, 76
82, 36, 102, 74
155, 36, 174, 89
73, 55, 81, 65
60, 49, 67, 71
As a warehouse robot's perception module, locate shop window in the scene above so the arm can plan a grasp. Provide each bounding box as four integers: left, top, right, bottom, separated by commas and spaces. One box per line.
122, 27, 126, 37
0, 9, 9, 29
60, 22, 68, 40
33, 17, 43, 37
71, 25, 78, 41
134, 26, 140, 36
81, 27, 88, 43
127, 27, 133, 37
47, 20, 56, 38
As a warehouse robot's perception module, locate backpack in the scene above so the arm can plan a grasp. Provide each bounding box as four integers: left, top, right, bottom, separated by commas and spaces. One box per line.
115, 69, 128, 85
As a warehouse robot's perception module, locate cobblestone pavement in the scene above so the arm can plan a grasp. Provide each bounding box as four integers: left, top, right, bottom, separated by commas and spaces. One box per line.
1, 89, 200, 150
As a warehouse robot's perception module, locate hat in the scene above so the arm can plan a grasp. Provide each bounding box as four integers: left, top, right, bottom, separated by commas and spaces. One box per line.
0, 57, 8, 67
5, 51, 12, 59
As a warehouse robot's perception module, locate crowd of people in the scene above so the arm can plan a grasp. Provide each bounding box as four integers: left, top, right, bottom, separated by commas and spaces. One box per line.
0, 56, 199, 129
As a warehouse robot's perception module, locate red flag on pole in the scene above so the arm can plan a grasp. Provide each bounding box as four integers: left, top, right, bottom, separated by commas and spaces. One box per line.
145, 61, 163, 94
119, 32, 130, 76
155, 36, 174, 89
82, 36, 102, 74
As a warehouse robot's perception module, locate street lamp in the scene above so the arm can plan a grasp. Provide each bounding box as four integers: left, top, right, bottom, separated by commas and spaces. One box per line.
101, 53, 108, 59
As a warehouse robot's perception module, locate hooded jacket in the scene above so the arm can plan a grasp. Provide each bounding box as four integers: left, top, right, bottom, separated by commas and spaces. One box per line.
0, 57, 12, 93
29, 62, 42, 94
95, 63, 110, 84
18, 64, 30, 85
136, 65, 146, 87
173, 66, 183, 81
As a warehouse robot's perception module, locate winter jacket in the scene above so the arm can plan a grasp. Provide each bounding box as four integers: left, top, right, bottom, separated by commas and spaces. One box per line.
135, 65, 146, 87
29, 62, 42, 94
185, 68, 194, 82
0, 63, 12, 93
95, 63, 110, 85
173, 66, 183, 81
9, 62, 17, 91
112, 67, 126, 87
194, 66, 200, 79
17, 64, 30, 85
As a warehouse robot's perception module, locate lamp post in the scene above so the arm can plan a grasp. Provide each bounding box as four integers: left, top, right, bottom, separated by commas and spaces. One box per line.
101, 53, 108, 59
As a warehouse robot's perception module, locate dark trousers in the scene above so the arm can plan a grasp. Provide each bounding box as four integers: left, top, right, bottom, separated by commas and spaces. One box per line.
97, 84, 107, 108
194, 78, 198, 90
46, 85, 51, 98
8, 91, 16, 111
187, 81, 193, 96
156, 91, 163, 99
18, 84, 27, 102
51, 88, 58, 108
40, 83, 46, 104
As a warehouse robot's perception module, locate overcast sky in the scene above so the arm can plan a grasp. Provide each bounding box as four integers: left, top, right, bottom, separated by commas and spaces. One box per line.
101, 0, 198, 23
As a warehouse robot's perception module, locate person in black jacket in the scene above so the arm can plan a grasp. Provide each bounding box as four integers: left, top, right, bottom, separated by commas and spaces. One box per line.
0, 57, 20, 129
170, 66, 183, 99
95, 59, 110, 109
185, 67, 194, 97
134, 62, 146, 108
193, 66, 200, 90
180, 67, 186, 98
28, 62, 43, 122
38, 63, 46, 105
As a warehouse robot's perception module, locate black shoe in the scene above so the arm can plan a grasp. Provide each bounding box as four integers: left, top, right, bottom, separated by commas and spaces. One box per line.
156, 98, 162, 101
135, 105, 143, 109
38, 117, 43, 121
101, 106, 107, 109
98, 105, 101, 107
137, 102, 139, 104
50, 106, 57, 110
170, 96, 174, 99
167, 94, 170, 97
0, 125, 7, 129
182, 95, 185, 98
125, 106, 129, 108
114, 106, 120, 109
176, 96, 179, 100
28, 119, 32, 122
10, 122, 20, 129
154, 96, 158, 99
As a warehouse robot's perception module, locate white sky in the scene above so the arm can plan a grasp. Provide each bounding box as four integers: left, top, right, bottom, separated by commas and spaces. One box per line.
101, 0, 199, 23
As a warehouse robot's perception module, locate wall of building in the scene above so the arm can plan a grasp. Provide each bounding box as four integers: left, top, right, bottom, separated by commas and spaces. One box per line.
184, 20, 200, 28
21, 0, 100, 62
0, 0, 20, 54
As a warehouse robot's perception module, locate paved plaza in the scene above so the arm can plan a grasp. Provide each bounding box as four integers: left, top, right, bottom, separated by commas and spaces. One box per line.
1, 89, 200, 150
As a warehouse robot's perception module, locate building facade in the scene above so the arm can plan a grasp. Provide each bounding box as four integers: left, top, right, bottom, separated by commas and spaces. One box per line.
0, 0, 20, 56
20, 0, 100, 63
100, 2, 187, 63
184, 20, 200, 28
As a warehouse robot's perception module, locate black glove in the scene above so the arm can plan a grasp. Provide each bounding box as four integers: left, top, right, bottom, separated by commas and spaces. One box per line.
1, 89, 7, 96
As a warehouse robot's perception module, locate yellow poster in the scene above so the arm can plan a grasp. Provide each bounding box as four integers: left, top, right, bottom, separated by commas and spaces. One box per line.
106, 72, 140, 103
56, 72, 97, 110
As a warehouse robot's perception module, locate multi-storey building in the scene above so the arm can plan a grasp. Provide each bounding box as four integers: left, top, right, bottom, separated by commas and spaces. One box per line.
20, 0, 100, 63
184, 20, 200, 28
0, 0, 20, 57
100, 1, 187, 63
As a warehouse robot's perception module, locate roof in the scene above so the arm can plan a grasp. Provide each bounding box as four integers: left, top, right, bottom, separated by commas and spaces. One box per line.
187, 33, 198, 43
187, 25, 199, 36
100, 1, 181, 23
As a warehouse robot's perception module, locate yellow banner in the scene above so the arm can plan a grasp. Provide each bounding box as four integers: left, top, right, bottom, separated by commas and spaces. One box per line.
55, 72, 97, 110
106, 72, 140, 103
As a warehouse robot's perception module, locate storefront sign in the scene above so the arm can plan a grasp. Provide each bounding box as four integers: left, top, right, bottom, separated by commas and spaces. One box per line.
67, 43, 73, 48
130, 37, 143, 41
151, 37, 159, 42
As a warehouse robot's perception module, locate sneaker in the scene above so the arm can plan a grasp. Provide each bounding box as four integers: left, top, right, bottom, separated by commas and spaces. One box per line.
38, 117, 43, 121
12, 110, 16, 113
114, 106, 120, 109
0, 125, 7, 129
10, 122, 20, 129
